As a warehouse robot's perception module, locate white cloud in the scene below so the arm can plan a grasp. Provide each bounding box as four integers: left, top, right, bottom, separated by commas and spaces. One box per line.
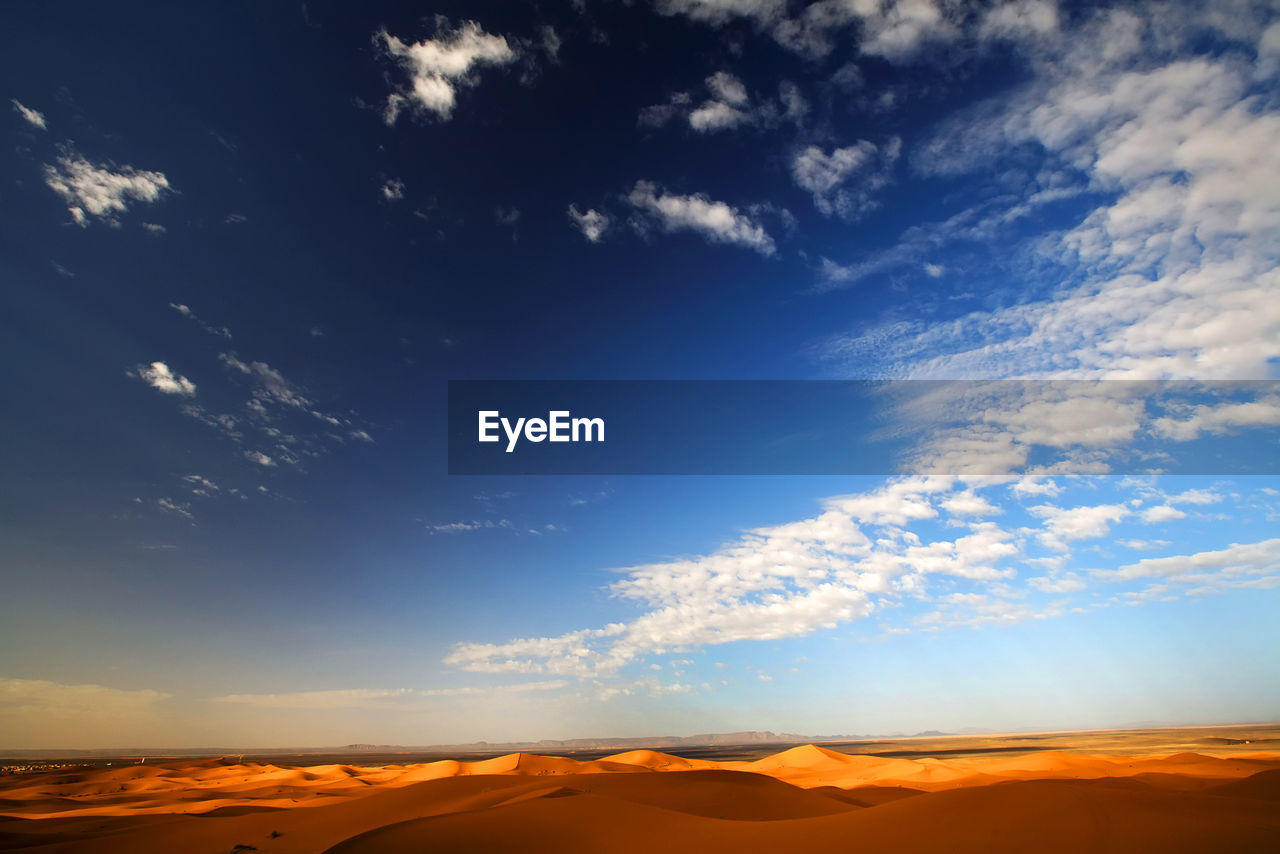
595, 677, 694, 700
381, 178, 405, 201
1028, 572, 1087, 593
661, 0, 968, 61
375, 20, 517, 124
1164, 488, 1222, 505
655, 0, 785, 27
429, 519, 514, 534
627, 181, 776, 255
689, 71, 750, 131
446, 477, 1031, 678
219, 352, 313, 411
819, 11, 1280, 381
791, 139, 899, 219
1152, 397, 1280, 440
640, 72, 806, 133
136, 361, 196, 396
1141, 504, 1187, 523
1010, 477, 1061, 498
43, 151, 171, 226
1099, 537, 1280, 585
183, 475, 220, 496
1259, 20, 1280, 78
1029, 502, 1132, 551
1118, 538, 1170, 550
941, 490, 1001, 517
568, 205, 610, 242
169, 302, 232, 339
245, 450, 276, 467
11, 98, 46, 129
155, 497, 194, 521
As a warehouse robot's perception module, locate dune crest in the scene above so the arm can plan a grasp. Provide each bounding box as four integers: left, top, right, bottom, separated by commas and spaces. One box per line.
3, 743, 1279, 852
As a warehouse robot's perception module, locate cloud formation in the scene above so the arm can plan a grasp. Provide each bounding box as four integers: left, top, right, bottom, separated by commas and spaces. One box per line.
11, 98, 46, 129
818, 6, 1280, 381
639, 71, 806, 133
445, 475, 1278, 685
791, 138, 900, 219
43, 151, 172, 226
135, 361, 196, 397
568, 205, 610, 242
376, 20, 517, 124
627, 181, 776, 254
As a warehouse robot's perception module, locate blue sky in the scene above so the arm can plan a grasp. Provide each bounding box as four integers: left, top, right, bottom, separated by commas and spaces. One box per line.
2, 0, 1279, 748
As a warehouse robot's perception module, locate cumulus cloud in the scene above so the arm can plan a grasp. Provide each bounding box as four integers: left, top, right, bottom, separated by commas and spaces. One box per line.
568, 204, 610, 242
791, 138, 900, 219
375, 20, 517, 124
135, 361, 196, 397
11, 98, 46, 129
626, 181, 776, 254
1140, 504, 1186, 523
1030, 501, 1132, 551
43, 151, 172, 226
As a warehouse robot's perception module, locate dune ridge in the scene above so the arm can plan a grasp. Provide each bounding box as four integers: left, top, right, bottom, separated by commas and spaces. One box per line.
2, 745, 1278, 852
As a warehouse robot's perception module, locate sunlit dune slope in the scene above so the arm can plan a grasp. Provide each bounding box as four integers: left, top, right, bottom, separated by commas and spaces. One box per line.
2, 746, 1278, 853
325, 777, 1280, 854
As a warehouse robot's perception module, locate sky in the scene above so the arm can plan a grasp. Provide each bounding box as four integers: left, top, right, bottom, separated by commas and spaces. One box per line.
2, 0, 1279, 749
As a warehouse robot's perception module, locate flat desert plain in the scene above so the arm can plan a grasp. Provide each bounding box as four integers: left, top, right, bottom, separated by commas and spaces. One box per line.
2, 725, 1278, 852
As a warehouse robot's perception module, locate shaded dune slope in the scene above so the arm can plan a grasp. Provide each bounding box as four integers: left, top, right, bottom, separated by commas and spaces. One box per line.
1, 746, 1277, 853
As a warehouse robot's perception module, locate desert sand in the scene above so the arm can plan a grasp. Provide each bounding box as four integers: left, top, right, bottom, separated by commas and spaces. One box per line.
3, 728, 1278, 852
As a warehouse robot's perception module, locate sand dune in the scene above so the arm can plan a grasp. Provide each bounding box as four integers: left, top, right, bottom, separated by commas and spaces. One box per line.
2, 743, 1278, 852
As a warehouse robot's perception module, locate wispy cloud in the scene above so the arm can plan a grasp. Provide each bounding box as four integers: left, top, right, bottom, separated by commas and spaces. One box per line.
626, 181, 776, 255
791, 138, 899, 220
445, 475, 1277, 684
43, 149, 172, 227
134, 361, 196, 397
170, 303, 232, 339
817, 8, 1280, 380
11, 98, 47, 129
639, 71, 806, 133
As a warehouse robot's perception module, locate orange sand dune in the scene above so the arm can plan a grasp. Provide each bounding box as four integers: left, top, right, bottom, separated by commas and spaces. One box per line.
2, 746, 1278, 852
